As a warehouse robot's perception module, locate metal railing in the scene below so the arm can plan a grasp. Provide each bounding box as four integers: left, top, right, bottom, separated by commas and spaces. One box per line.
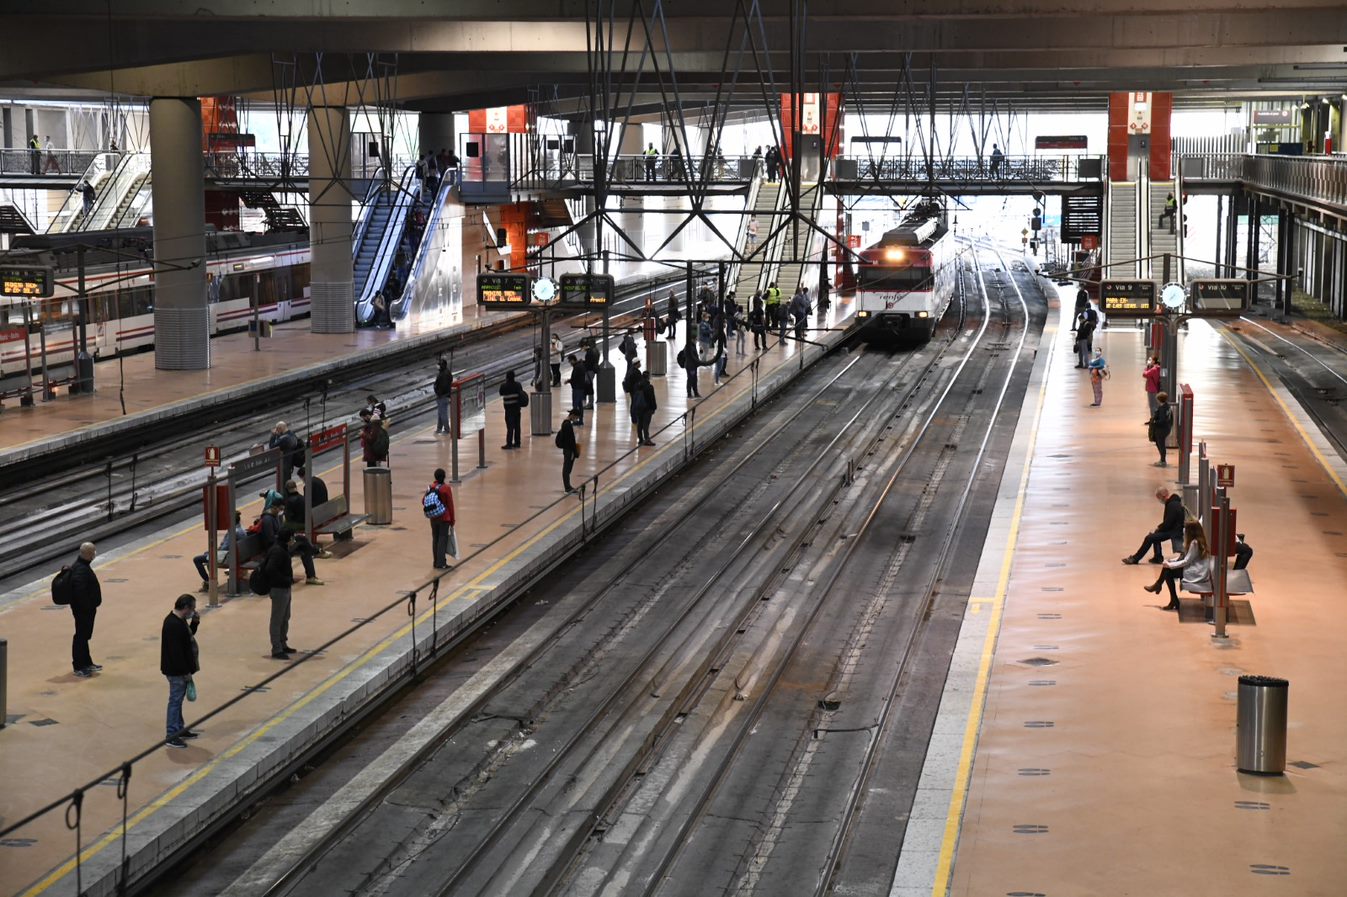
1180, 152, 1347, 212
0, 147, 104, 177
840, 153, 1103, 183
512, 153, 758, 190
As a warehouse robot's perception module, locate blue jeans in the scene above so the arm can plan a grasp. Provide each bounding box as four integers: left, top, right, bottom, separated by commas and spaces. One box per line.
166, 675, 190, 739
436, 397, 450, 432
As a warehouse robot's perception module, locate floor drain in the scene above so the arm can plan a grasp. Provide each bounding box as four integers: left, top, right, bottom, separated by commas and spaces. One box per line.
1027, 680, 1056, 687
1234, 801, 1270, 810
1288, 760, 1320, 770
1249, 865, 1290, 876
1037, 613, 1062, 620
1012, 824, 1049, 834
1019, 657, 1058, 667
1023, 720, 1055, 728
1017, 768, 1051, 776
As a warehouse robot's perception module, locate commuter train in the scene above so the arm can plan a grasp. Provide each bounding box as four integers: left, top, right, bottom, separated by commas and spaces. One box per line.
0, 229, 311, 380
854, 204, 956, 342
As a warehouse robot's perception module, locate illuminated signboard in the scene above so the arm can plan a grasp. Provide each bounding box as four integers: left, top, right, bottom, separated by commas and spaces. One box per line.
476, 273, 531, 310
0, 266, 54, 298
1099, 279, 1157, 316
1189, 279, 1250, 315
558, 273, 615, 310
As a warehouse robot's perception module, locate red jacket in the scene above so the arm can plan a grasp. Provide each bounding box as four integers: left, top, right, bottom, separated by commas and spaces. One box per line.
430, 482, 455, 525
1143, 365, 1161, 394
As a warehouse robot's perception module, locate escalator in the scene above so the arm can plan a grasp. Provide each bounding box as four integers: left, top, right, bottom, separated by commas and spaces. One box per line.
353, 165, 421, 325
388, 180, 458, 321
733, 179, 826, 299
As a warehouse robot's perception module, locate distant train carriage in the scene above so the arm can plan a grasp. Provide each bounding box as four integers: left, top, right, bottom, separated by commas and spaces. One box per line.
0, 229, 311, 380
855, 206, 956, 342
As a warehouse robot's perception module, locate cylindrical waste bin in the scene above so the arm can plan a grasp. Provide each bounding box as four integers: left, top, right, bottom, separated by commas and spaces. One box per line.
646, 340, 668, 377
530, 391, 553, 435
363, 466, 393, 525
1237, 675, 1288, 775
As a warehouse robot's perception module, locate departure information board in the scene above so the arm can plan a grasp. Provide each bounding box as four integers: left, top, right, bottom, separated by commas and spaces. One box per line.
1189, 279, 1250, 315
0, 266, 54, 298
476, 273, 531, 309
1099, 279, 1157, 316
558, 273, 615, 309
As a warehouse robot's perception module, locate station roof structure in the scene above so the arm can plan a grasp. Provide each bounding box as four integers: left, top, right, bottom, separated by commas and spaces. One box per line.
2, 1, 1346, 113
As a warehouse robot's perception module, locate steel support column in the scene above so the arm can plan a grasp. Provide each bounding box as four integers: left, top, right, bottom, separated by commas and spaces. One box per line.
308, 105, 355, 333
150, 96, 209, 370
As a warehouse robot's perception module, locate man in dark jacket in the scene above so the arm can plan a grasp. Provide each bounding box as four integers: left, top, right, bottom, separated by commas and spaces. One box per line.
499, 370, 526, 449
568, 356, 587, 424
161, 594, 200, 748
583, 340, 600, 408
635, 371, 658, 445
295, 466, 328, 507
69, 542, 102, 677
434, 359, 453, 434
265, 530, 298, 659
556, 409, 581, 493
280, 480, 331, 568
1122, 487, 1186, 565
268, 421, 303, 483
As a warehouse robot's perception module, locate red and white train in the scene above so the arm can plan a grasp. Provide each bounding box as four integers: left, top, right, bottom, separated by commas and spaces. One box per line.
0, 229, 311, 380
854, 204, 957, 342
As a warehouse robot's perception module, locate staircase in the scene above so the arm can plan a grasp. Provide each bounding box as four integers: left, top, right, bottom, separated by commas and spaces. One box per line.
353, 198, 395, 291
242, 191, 306, 233
1147, 180, 1182, 280
1106, 181, 1139, 278
732, 179, 782, 299
104, 172, 150, 228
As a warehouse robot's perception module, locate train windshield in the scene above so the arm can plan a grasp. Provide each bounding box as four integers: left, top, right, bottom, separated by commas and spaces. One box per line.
858, 265, 931, 292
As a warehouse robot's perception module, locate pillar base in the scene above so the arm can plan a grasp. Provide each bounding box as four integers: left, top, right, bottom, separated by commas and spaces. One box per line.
154, 306, 211, 370
311, 281, 355, 333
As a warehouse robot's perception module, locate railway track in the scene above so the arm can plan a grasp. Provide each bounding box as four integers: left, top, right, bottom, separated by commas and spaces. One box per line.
0, 281, 677, 586
149, 248, 1048, 897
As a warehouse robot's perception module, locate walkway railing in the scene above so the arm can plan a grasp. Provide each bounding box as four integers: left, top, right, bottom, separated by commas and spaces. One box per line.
512, 153, 758, 190
837, 153, 1104, 184
1180, 152, 1347, 214
0, 147, 104, 177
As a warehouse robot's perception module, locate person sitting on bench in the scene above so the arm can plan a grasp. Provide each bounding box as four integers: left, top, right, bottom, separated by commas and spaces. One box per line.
1144, 520, 1211, 611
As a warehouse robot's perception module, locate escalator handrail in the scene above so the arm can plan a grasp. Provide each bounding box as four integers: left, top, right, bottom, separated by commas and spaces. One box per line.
355, 165, 420, 322
389, 179, 453, 319
350, 169, 389, 257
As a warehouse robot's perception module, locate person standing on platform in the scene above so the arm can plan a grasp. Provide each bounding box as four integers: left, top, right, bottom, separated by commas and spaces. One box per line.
730, 302, 747, 356
43, 136, 60, 173
1087, 349, 1108, 406
764, 283, 782, 331
1147, 391, 1173, 468
67, 542, 102, 678
556, 409, 581, 493
434, 359, 453, 435
28, 133, 40, 174
818, 274, 831, 315
1142, 356, 1162, 414
989, 143, 1004, 178
712, 317, 729, 385
567, 355, 587, 425
194, 511, 245, 593
644, 143, 659, 181
161, 594, 200, 748
264, 530, 298, 659
636, 372, 657, 445
750, 295, 768, 351
269, 421, 303, 484
425, 468, 457, 569
359, 410, 388, 467
499, 370, 526, 449
550, 332, 564, 387
624, 359, 644, 441
619, 330, 638, 365
1122, 486, 1187, 566
1073, 285, 1090, 322
583, 339, 600, 409
790, 288, 811, 341
1074, 308, 1096, 368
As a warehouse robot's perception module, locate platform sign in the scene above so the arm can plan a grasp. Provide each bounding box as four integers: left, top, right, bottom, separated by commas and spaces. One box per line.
558, 273, 615, 310
204, 444, 221, 468
0, 266, 54, 298
1099, 279, 1157, 316
1216, 463, 1235, 488
452, 373, 488, 438
1035, 135, 1088, 150
1189, 279, 1250, 315
477, 273, 531, 310
307, 423, 348, 454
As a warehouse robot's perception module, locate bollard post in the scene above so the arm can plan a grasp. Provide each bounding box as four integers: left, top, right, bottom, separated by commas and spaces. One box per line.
478, 428, 486, 470
1198, 442, 1212, 528
0, 638, 6, 729
450, 393, 461, 484
1212, 487, 1230, 639
206, 470, 219, 608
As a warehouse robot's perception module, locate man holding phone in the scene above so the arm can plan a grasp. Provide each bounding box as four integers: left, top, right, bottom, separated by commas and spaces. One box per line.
161, 595, 201, 749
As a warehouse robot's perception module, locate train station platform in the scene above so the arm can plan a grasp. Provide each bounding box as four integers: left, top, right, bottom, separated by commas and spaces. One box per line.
0, 305, 513, 469
0, 299, 857, 897
894, 293, 1347, 894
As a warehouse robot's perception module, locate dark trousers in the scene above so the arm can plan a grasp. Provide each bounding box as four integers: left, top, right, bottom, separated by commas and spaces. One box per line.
571, 386, 586, 422
504, 409, 522, 447
289, 535, 318, 579
551, 363, 561, 386
685, 369, 700, 397
268, 588, 292, 654
562, 450, 576, 491
1154, 567, 1182, 602
193, 552, 213, 582
1131, 529, 1182, 563
71, 607, 96, 671
431, 518, 452, 567
753, 327, 767, 349
1154, 438, 1168, 464
645, 161, 656, 181
638, 411, 653, 443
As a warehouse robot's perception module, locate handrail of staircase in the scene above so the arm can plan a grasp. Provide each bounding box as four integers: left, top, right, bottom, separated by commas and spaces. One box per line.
354, 164, 420, 323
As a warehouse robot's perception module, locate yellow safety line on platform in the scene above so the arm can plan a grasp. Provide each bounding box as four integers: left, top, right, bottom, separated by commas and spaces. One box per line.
20, 338, 826, 896
929, 310, 1059, 897
1221, 326, 1347, 500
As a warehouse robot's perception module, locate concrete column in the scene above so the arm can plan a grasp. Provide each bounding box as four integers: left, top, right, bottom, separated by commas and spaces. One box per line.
150, 97, 209, 370
307, 105, 355, 333
419, 112, 455, 157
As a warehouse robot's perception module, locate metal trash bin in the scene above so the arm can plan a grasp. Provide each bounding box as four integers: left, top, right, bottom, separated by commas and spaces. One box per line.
530, 391, 553, 435
1237, 675, 1288, 775
363, 466, 393, 525
646, 340, 668, 377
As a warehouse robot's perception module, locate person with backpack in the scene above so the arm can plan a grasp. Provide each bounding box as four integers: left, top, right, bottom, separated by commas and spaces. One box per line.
260, 501, 323, 585
434, 359, 453, 434
55, 542, 102, 677
619, 330, 638, 364
263, 530, 299, 659
1086, 349, 1108, 406
269, 421, 304, 483
161, 594, 201, 748
499, 370, 527, 449
1147, 390, 1173, 467
556, 409, 582, 493
425, 468, 457, 569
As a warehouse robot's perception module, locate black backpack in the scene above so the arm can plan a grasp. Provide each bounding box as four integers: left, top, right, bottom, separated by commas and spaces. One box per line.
371, 426, 390, 458
51, 566, 74, 605
248, 565, 270, 596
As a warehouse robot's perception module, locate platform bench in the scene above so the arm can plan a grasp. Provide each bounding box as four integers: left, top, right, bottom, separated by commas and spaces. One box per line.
312, 496, 367, 542
233, 533, 268, 571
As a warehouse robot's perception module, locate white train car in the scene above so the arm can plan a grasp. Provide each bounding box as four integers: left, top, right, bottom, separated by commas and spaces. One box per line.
854, 205, 957, 342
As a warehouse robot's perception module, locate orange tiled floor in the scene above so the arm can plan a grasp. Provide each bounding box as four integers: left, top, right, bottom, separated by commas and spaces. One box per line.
0, 299, 854, 895
947, 313, 1347, 895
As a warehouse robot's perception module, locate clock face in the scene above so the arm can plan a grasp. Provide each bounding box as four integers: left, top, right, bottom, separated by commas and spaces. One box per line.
532, 277, 557, 303
1161, 283, 1186, 311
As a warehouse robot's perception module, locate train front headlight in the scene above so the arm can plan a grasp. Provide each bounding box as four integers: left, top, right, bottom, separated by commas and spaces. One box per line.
884, 248, 906, 263
917, 310, 929, 318
858, 310, 870, 318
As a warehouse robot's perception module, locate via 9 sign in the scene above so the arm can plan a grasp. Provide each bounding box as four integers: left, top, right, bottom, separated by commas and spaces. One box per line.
0, 266, 54, 298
